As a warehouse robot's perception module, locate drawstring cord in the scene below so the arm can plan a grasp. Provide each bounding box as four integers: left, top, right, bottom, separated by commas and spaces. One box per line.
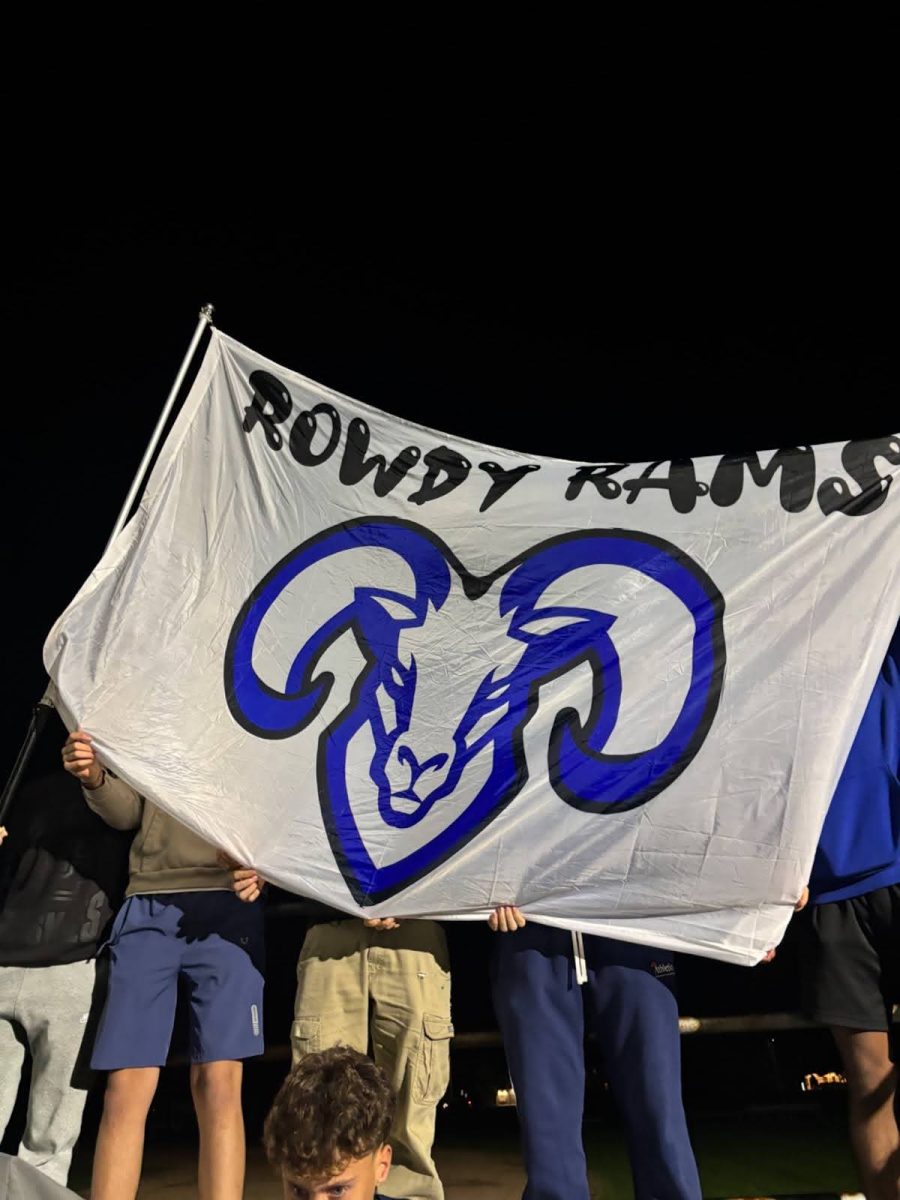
571, 929, 588, 985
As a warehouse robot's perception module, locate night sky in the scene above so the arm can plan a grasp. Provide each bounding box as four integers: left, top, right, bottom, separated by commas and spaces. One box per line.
1, 91, 893, 1036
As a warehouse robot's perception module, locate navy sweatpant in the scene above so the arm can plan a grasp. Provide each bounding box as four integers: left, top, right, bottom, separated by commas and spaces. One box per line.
491, 924, 701, 1200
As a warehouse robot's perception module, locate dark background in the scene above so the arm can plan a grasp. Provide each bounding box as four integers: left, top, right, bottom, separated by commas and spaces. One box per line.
0, 40, 894, 1139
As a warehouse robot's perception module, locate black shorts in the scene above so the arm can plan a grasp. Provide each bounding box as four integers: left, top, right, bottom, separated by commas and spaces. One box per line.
800, 883, 900, 1031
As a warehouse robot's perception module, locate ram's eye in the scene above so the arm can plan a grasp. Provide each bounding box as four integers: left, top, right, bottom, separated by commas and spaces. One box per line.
486, 681, 510, 701
391, 664, 405, 688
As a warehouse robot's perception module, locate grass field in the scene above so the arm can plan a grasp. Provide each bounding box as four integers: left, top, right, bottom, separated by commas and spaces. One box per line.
61, 1102, 860, 1198
431, 1105, 860, 1197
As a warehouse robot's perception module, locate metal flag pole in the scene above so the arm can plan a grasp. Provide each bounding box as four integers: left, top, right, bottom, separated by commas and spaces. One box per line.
0, 303, 216, 825
104, 303, 216, 552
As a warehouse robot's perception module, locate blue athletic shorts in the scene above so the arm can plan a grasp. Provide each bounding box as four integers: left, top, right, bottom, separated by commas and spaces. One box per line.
90, 891, 265, 1069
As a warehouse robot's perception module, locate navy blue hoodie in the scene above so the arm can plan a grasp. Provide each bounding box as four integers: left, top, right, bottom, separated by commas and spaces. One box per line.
809, 622, 900, 904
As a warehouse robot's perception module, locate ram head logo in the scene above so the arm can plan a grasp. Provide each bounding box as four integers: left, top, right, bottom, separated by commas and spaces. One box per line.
225, 518, 724, 902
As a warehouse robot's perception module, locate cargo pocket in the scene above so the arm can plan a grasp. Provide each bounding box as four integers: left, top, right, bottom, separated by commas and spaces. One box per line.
291, 1016, 321, 1063
414, 1014, 454, 1104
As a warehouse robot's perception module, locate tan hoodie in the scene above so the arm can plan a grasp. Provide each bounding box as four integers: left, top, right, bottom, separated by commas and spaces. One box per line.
83, 774, 233, 896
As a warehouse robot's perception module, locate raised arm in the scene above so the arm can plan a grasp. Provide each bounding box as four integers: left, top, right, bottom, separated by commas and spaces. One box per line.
62, 730, 143, 830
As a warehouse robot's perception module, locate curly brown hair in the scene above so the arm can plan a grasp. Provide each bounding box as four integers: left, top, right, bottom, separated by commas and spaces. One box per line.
263, 1046, 396, 1179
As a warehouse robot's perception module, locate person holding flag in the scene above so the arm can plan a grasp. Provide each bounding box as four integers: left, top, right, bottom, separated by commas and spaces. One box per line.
62, 729, 265, 1200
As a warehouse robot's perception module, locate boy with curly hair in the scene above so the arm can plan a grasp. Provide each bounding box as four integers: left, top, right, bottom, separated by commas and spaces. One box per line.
264, 1046, 396, 1200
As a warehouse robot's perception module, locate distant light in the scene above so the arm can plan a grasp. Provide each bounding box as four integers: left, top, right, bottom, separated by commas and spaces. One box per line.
801, 1070, 847, 1091
495, 1087, 517, 1107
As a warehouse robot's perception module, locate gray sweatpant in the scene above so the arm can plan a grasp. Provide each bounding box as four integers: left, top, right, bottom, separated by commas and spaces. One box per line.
0, 960, 98, 1185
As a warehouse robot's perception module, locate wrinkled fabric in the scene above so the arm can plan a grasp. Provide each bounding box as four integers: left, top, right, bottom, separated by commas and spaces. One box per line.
44, 330, 900, 964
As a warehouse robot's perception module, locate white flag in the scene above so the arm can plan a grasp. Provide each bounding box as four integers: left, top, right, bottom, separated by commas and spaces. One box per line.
44, 330, 900, 964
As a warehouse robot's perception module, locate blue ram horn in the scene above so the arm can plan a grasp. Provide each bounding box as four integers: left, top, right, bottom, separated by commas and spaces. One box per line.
498, 532, 724, 812
225, 520, 452, 738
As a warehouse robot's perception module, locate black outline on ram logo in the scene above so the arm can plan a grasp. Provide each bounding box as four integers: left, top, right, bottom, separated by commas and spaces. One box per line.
224, 517, 726, 904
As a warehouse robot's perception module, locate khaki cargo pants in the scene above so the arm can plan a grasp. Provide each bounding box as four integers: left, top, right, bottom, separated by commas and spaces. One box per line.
292, 919, 453, 1200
